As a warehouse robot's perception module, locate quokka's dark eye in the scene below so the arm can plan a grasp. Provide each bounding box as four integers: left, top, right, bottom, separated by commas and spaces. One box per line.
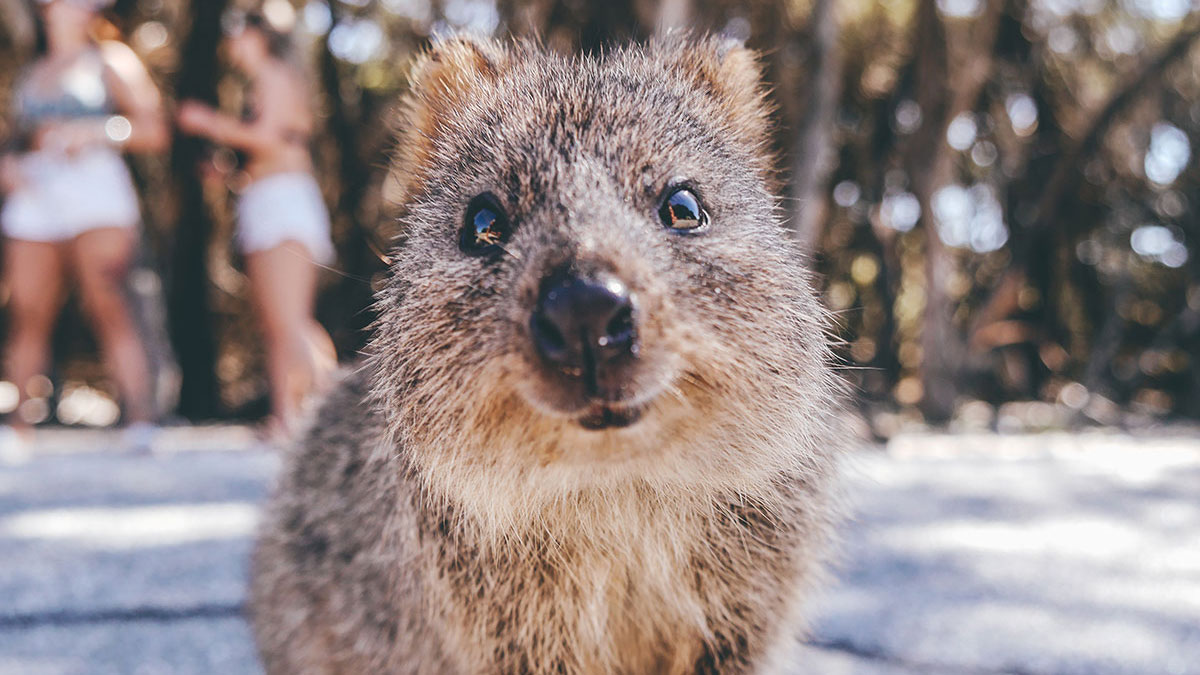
459, 193, 510, 255
658, 186, 709, 233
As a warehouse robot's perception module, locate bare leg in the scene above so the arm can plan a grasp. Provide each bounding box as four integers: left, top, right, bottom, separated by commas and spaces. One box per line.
245, 241, 334, 437
2, 239, 67, 431
71, 227, 154, 424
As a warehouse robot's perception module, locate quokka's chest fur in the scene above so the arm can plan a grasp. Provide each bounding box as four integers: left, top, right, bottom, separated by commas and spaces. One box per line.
416, 482, 818, 674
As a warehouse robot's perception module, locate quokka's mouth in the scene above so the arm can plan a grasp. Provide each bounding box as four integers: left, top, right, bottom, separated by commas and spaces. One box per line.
575, 402, 647, 430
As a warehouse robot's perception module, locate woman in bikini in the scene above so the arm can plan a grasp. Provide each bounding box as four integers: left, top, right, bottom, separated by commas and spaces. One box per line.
0, 0, 168, 457
177, 10, 335, 440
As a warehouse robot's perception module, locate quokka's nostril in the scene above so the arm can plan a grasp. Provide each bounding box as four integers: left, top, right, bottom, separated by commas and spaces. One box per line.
601, 305, 635, 348
533, 312, 567, 351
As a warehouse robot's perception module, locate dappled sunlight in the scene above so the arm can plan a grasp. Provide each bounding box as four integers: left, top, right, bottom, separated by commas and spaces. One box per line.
815, 439, 1200, 673
1145, 123, 1191, 187
1132, 223, 1189, 268
932, 184, 1008, 253
0, 502, 259, 551
878, 517, 1147, 558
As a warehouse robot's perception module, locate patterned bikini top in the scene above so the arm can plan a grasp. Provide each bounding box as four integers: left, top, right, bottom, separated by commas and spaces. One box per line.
13, 49, 114, 145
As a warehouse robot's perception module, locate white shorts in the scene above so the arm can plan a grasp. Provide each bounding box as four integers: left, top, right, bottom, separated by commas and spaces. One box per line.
237, 172, 335, 264
1, 148, 140, 242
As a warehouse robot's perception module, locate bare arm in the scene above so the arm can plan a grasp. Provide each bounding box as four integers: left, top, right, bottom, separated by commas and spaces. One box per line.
176, 102, 274, 155
177, 66, 308, 156
0, 153, 21, 193
1, 116, 22, 192
99, 40, 169, 153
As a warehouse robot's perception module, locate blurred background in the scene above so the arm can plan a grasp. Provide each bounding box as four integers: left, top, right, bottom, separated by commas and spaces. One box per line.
0, 0, 1198, 434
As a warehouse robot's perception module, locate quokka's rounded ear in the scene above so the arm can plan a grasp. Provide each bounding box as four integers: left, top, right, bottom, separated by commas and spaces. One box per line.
659, 36, 773, 148
711, 39, 769, 118
389, 35, 508, 204
407, 34, 507, 105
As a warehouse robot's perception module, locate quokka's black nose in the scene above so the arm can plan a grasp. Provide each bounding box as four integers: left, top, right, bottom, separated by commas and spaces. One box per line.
530, 268, 637, 373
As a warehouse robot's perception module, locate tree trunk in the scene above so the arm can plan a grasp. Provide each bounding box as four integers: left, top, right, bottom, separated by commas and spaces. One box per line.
786, 0, 842, 250
901, 0, 958, 422
905, 0, 1006, 422
166, 0, 227, 419
315, 0, 382, 358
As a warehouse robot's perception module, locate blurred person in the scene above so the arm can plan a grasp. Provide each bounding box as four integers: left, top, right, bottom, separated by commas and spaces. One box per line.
177, 10, 335, 441
0, 0, 168, 459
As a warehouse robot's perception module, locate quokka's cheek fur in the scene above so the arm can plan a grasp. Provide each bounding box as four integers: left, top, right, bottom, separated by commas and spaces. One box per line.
250, 34, 847, 675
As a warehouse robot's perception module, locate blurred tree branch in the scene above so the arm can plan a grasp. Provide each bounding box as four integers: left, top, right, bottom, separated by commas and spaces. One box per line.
971, 17, 1200, 345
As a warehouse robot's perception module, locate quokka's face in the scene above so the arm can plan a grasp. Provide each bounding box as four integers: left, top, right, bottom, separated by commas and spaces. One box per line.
380, 37, 828, 448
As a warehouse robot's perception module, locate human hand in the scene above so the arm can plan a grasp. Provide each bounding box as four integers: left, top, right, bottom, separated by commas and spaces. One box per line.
34, 120, 107, 155
177, 101, 219, 136
0, 154, 24, 193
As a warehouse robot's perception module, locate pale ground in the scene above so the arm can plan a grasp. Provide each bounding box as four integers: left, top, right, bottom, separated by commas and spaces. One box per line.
1, 427, 1197, 674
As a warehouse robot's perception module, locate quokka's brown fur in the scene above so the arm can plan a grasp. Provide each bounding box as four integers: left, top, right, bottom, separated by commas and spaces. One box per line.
250, 34, 846, 674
